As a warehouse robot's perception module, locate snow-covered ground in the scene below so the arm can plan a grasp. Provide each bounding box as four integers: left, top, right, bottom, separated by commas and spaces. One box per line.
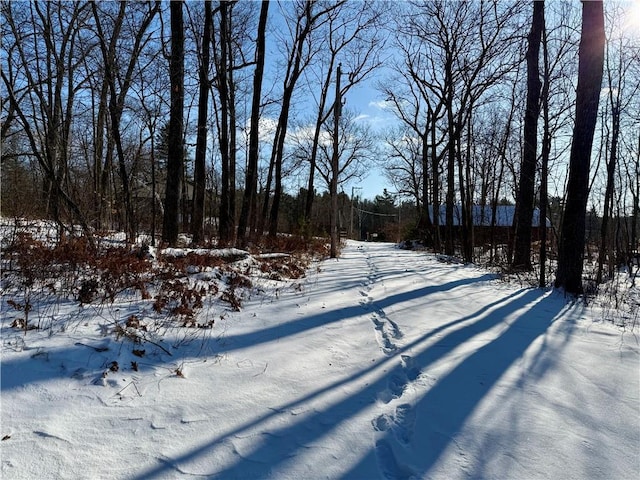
1, 241, 638, 479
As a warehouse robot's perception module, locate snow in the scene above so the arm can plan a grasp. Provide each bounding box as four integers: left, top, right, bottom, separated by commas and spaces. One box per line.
1, 241, 639, 479
161, 248, 250, 259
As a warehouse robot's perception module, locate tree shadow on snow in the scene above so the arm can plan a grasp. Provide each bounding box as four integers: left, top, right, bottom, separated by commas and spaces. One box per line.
1, 273, 493, 392
343, 288, 574, 479
130, 286, 574, 480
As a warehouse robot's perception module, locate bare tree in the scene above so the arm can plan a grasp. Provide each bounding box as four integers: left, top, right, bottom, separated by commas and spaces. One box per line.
595, 6, 640, 283
555, 1, 605, 294
191, 0, 214, 245
208, 1, 255, 246
213, 0, 235, 245
379, 33, 448, 248
256, 1, 347, 239
134, 54, 168, 246
92, 1, 160, 243
237, 0, 270, 247
539, 17, 551, 287
397, 0, 523, 260
1, 1, 95, 244
537, 1, 580, 285
301, 0, 386, 224
162, 0, 185, 246
380, 126, 424, 209
512, 0, 543, 271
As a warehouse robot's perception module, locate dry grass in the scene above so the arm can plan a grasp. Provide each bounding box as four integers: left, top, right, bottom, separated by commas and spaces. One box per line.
1, 231, 329, 338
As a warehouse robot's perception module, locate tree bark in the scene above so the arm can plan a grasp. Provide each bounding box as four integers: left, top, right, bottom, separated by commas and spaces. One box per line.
430, 110, 442, 252
217, 1, 231, 245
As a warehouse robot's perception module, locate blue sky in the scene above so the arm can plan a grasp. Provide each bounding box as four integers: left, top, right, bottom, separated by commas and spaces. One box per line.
336, 79, 397, 201
263, 4, 398, 202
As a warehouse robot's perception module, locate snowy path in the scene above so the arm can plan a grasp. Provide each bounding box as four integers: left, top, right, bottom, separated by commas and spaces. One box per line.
1, 241, 639, 479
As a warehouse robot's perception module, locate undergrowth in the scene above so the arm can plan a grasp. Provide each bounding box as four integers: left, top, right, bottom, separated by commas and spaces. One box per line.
1, 230, 329, 344
401, 239, 638, 330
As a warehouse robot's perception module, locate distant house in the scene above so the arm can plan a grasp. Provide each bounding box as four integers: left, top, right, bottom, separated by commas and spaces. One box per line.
428, 205, 552, 246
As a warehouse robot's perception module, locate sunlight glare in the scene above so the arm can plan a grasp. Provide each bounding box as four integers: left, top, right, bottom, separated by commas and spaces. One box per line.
624, 0, 640, 34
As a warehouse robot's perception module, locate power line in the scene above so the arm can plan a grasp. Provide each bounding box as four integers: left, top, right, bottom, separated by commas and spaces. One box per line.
354, 207, 397, 217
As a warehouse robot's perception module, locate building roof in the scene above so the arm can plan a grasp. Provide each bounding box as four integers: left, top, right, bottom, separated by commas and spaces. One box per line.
428, 205, 551, 228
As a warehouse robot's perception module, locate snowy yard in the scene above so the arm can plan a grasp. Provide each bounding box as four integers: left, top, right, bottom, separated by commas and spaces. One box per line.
1, 241, 639, 479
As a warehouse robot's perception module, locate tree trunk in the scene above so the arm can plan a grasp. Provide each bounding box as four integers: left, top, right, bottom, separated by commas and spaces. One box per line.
94, 80, 109, 230
217, 1, 231, 245
418, 117, 434, 245
268, 106, 290, 238
163, 0, 185, 246
631, 130, 640, 258
555, 1, 605, 294
444, 67, 456, 257
513, 0, 544, 271
228, 51, 237, 243
192, 0, 213, 245
431, 112, 441, 253
268, 2, 313, 239
237, 0, 269, 247
257, 135, 277, 238
596, 100, 620, 283
330, 64, 342, 258
539, 16, 550, 288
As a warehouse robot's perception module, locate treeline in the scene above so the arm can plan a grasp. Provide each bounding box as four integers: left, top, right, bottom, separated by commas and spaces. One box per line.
2, 1, 384, 247
2, 1, 639, 294
375, 1, 638, 292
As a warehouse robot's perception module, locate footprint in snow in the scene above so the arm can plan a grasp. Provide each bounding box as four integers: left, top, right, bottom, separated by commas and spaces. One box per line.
373, 414, 391, 432
392, 403, 416, 445
375, 439, 417, 480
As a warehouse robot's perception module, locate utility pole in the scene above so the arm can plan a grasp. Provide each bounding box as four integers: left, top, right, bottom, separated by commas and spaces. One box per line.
388, 191, 402, 243
350, 186, 362, 239
330, 63, 343, 258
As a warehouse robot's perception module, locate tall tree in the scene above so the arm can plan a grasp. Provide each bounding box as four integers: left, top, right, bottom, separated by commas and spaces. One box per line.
215, 0, 235, 246
595, 6, 640, 284
260, 1, 345, 239
539, 17, 551, 287
237, 0, 269, 247
555, 1, 605, 294
398, 0, 523, 260
302, 0, 385, 223
1, 1, 95, 244
92, 1, 160, 243
191, 0, 213, 245
162, 0, 185, 246
537, 0, 580, 285
512, 0, 544, 271
264, 0, 315, 238
381, 43, 447, 248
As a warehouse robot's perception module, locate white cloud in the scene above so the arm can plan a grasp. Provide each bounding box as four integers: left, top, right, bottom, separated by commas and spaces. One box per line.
368, 100, 391, 110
